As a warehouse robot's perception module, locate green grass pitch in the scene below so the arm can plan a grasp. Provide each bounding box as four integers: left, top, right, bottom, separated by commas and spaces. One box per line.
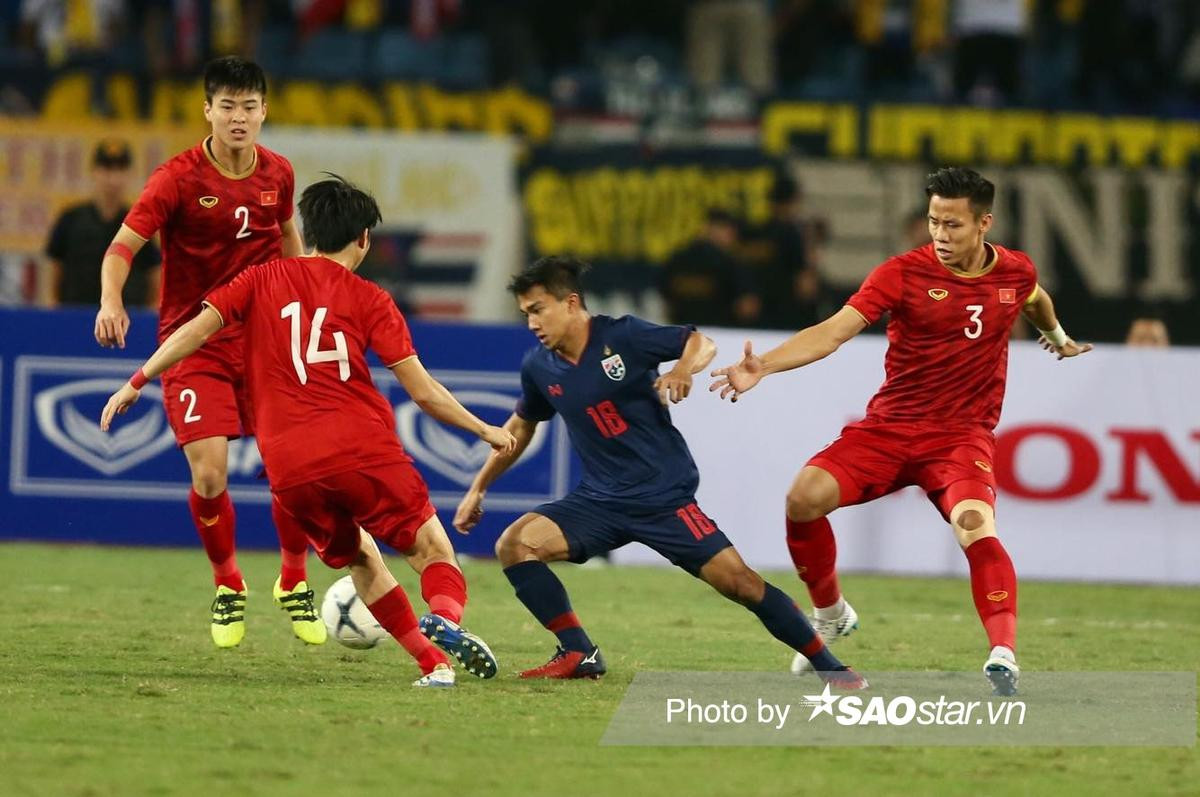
1, 541, 1196, 796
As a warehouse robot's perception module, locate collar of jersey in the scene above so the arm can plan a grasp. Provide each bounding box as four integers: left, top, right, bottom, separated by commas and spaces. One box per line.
203, 136, 258, 180
553, 317, 593, 367
938, 241, 999, 279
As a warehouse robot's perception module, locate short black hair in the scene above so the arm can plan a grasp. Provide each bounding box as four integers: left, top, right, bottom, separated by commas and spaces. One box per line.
925, 167, 995, 217
297, 174, 382, 253
204, 56, 268, 103
507, 256, 589, 308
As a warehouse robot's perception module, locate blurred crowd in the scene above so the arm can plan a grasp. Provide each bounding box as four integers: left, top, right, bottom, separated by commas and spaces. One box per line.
3, 1, 1200, 114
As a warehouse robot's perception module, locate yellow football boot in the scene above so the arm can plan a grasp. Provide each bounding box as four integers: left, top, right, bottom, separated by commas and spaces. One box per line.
210, 585, 247, 648
273, 577, 327, 645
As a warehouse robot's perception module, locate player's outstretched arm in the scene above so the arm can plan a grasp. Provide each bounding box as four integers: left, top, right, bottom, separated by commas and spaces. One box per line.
99, 307, 223, 431
280, 218, 305, 258
95, 224, 150, 349
708, 306, 866, 402
653, 331, 716, 404
390, 357, 517, 454
1021, 285, 1093, 360
454, 413, 538, 534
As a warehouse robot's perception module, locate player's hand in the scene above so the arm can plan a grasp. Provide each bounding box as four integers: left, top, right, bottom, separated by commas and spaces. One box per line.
708, 340, 765, 402
480, 424, 517, 455
453, 489, 485, 534
654, 367, 693, 404
1039, 335, 1093, 361
99, 383, 141, 431
95, 301, 130, 349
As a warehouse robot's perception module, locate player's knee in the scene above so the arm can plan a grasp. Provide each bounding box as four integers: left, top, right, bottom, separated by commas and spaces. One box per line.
785, 490, 826, 523
714, 566, 765, 606
955, 509, 986, 533
190, 464, 227, 497
494, 526, 534, 566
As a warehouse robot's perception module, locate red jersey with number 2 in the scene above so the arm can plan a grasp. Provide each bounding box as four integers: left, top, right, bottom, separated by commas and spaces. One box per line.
123, 140, 295, 344
203, 257, 416, 490
846, 242, 1038, 430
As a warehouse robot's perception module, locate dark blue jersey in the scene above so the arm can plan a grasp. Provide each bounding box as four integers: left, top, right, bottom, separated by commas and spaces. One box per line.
516, 315, 699, 508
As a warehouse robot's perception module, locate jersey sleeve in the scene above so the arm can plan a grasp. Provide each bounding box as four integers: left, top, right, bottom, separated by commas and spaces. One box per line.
846, 258, 904, 325
202, 267, 257, 326
615, 315, 694, 365
365, 285, 416, 366
123, 165, 180, 240
277, 158, 295, 224
1019, 252, 1039, 304
515, 354, 555, 422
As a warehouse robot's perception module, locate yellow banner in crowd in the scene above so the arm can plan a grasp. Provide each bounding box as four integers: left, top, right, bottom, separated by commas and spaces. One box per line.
40, 74, 553, 144
523, 161, 776, 263
764, 102, 1200, 168
0, 120, 199, 252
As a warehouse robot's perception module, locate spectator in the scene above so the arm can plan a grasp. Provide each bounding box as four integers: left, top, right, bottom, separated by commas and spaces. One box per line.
741, 175, 822, 330
44, 139, 160, 308
1126, 316, 1170, 347
952, 0, 1027, 106
685, 0, 775, 96
660, 208, 759, 327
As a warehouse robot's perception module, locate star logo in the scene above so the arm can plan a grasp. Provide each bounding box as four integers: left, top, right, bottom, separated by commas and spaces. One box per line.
998, 288, 1016, 304
260, 190, 278, 206
801, 682, 838, 721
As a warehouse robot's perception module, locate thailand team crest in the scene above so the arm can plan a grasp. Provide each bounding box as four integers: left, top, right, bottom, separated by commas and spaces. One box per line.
601, 353, 626, 381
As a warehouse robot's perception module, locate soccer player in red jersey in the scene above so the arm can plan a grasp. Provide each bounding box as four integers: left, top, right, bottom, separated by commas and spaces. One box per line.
100, 176, 516, 686
710, 168, 1092, 695
92, 57, 318, 648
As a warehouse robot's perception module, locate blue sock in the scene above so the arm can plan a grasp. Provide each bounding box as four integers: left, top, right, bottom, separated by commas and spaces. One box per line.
752, 582, 843, 671
503, 561, 593, 653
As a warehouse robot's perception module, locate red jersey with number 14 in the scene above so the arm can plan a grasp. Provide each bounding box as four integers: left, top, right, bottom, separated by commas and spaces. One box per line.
846, 242, 1038, 429
203, 257, 416, 490
124, 140, 295, 344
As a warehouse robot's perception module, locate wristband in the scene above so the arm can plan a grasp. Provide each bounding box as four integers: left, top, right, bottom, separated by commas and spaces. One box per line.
129, 368, 148, 390
106, 242, 134, 265
1040, 323, 1068, 347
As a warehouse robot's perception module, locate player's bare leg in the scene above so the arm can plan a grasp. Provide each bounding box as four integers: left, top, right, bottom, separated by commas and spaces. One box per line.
183, 436, 246, 648
349, 530, 452, 686
784, 465, 859, 673
949, 497, 1019, 695
496, 514, 606, 679
404, 516, 498, 678
699, 547, 866, 689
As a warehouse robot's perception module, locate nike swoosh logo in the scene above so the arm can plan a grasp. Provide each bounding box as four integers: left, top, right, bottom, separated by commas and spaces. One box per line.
199, 515, 220, 527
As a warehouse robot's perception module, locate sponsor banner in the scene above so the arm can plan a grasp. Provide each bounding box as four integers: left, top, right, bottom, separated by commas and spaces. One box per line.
0, 307, 577, 555
602, 671, 1197, 746
613, 328, 1200, 585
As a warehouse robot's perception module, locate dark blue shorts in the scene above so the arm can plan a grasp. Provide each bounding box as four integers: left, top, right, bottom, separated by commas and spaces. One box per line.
533, 492, 733, 576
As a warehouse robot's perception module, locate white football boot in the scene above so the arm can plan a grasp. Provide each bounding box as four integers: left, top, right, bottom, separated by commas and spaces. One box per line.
791, 597, 859, 675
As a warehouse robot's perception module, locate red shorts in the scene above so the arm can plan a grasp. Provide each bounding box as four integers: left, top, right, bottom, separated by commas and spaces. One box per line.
807, 417, 997, 521
160, 339, 252, 446
271, 462, 438, 569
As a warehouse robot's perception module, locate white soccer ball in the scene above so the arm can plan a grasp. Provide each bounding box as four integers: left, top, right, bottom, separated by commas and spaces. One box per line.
320, 575, 390, 649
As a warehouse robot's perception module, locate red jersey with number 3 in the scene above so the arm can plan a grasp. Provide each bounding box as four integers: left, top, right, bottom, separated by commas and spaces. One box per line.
203, 257, 415, 490
846, 242, 1038, 429
124, 139, 295, 344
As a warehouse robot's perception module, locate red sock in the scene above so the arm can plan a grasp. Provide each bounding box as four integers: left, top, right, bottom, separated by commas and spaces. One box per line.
785, 516, 840, 608
420, 562, 467, 623
368, 587, 448, 674
189, 489, 243, 591
270, 497, 309, 590
964, 537, 1018, 651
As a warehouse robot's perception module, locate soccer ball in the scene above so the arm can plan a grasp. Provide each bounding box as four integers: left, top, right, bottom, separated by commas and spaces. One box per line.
320, 575, 390, 649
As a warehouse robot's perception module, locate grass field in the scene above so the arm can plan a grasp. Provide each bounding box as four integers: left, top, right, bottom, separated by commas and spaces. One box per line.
1, 541, 1196, 797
